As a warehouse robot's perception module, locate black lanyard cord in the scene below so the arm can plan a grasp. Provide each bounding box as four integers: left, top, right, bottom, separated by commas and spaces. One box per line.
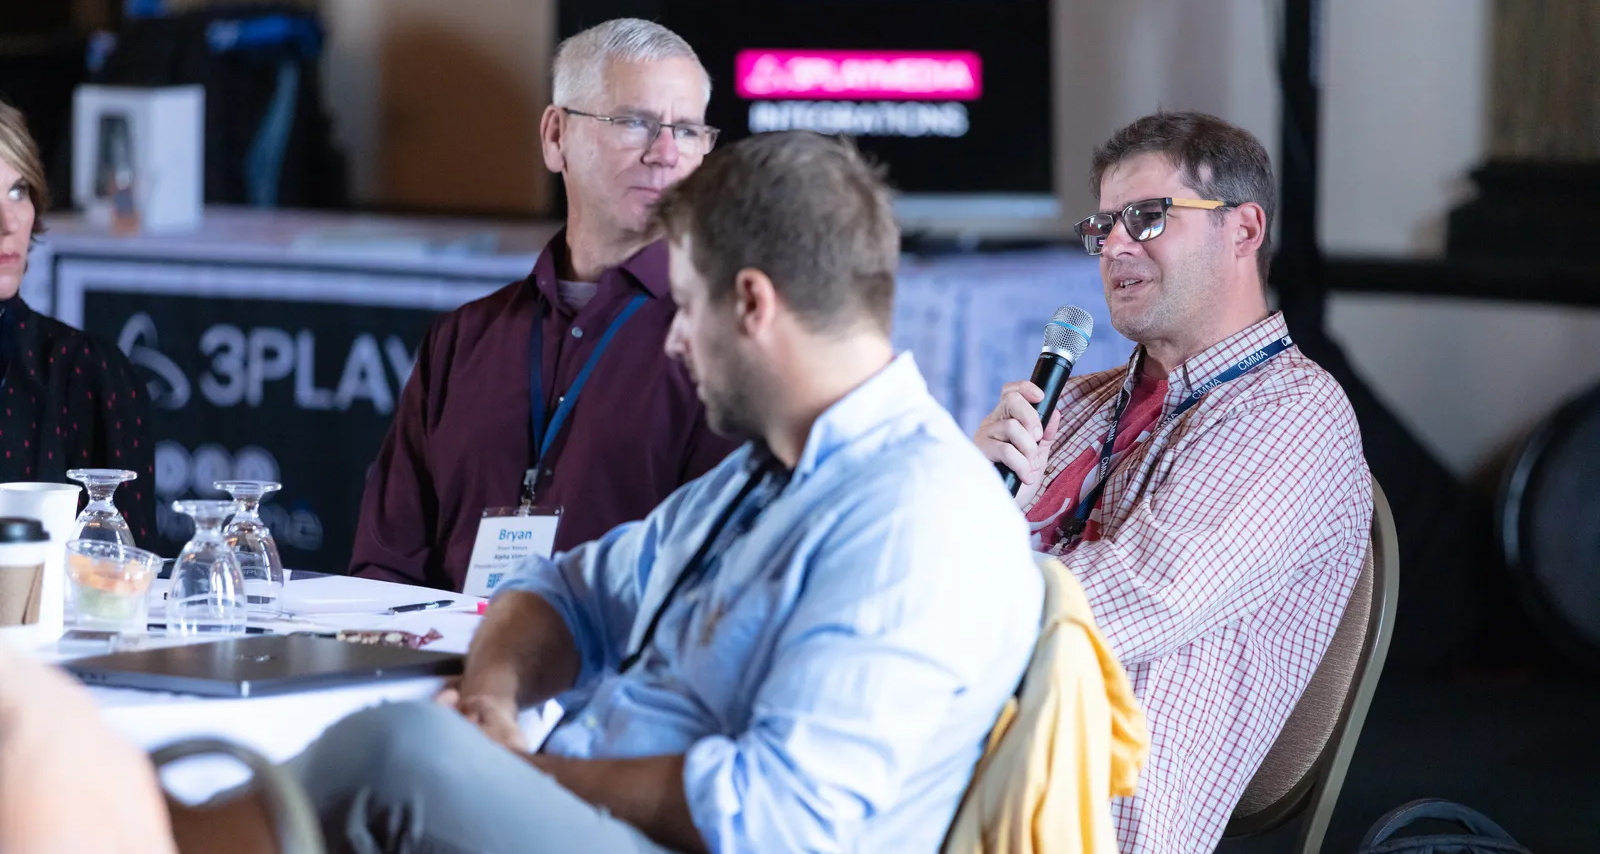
618, 457, 779, 673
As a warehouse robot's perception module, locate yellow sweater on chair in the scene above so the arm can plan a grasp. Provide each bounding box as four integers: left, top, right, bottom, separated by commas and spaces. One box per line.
942, 556, 1149, 854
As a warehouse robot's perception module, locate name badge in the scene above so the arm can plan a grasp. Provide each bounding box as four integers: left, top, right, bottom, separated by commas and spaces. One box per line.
463, 507, 561, 598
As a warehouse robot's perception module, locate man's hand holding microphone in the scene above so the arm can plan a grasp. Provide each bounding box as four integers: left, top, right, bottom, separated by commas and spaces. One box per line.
973, 306, 1093, 506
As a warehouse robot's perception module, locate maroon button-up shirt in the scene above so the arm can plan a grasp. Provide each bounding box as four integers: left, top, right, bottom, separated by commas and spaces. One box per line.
350, 236, 738, 590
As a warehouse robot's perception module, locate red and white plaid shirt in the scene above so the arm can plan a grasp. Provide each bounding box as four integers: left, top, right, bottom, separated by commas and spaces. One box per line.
1023, 312, 1371, 854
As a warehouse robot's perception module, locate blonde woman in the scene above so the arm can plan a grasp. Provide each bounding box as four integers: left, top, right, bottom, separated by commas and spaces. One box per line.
0, 100, 154, 545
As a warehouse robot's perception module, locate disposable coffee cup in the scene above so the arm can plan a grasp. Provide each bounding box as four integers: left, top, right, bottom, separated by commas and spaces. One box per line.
0, 517, 50, 627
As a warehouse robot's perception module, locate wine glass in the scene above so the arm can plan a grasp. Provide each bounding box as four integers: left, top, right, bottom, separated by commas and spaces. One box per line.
214, 480, 285, 617
167, 500, 246, 637
65, 469, 138, 546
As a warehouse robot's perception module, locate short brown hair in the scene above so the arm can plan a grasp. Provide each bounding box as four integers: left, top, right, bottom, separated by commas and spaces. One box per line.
1091, 111, 1274, 285
653, 131, 898, 334
0, 100, 48, 236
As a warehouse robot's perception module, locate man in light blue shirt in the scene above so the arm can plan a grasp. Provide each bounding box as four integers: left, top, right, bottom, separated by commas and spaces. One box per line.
211, 132, 1043, 854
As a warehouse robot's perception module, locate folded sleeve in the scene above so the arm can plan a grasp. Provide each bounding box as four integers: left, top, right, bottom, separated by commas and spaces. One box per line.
495, 478, 704, 698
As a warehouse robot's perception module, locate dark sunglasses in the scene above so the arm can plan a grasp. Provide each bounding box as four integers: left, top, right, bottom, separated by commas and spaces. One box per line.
1073, 197, 1241, 256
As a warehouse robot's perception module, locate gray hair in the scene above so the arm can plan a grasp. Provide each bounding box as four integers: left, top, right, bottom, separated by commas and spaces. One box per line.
552, 18, 710, 109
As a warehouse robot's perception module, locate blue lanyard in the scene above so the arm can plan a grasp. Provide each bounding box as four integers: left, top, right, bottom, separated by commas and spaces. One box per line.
1060, 335, 1293, 541
524, 293, 648, 501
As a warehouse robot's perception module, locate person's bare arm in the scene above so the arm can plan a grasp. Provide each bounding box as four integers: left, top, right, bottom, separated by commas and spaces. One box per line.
438, 504, 684, 730
436, 590, 581, 724
457, 690, 706, 853
0, 650, 178, 854
532, 754, 706, 854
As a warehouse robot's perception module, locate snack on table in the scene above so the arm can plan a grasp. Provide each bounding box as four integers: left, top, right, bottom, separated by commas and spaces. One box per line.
65, 545, 160, 626
333, 628, 443, 649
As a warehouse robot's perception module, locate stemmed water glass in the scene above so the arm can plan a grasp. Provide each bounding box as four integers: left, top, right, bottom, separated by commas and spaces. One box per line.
214, 480, 285, 616
167, 500, 246, 637
65, 469, 138, 546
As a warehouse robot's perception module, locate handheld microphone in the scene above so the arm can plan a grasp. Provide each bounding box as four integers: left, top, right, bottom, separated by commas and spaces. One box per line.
997, 305, 1094, 495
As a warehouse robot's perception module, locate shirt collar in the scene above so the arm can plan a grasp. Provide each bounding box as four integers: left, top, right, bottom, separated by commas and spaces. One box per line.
1119, 311, 1291, 399
0, 294, 23, 351
527, 230, 670, 307
791, 351, 928, 479
1170, 311, 1290, 395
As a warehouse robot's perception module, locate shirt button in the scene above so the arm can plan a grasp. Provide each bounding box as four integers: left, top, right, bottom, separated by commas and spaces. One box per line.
544, 468, 553, 476
571, 327, 584, 339
583, 713, 599, 728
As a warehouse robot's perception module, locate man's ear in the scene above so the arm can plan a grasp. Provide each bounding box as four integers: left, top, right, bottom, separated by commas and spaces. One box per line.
731, 267, 779, 338
1233, 201, 1267, 261
540, 105, 567, 174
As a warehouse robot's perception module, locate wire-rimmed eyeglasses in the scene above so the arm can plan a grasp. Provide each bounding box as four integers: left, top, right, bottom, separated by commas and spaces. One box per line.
562, 107, 719, 156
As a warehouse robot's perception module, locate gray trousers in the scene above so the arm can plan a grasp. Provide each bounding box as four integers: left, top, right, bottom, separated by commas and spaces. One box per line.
281, 701, 680, 854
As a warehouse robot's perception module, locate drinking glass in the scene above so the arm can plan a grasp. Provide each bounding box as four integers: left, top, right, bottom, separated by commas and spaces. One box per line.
64, 539, 161, 632
167, 500, 246, 637
65, 469, 138, 546
214, 480, 285, 616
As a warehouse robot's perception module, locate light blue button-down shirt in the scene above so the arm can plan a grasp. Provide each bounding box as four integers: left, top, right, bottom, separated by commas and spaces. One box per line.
498, 353, 1043, 854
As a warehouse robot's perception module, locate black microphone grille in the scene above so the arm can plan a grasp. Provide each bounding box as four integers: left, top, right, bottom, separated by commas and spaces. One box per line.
1041, 305, 1093, 360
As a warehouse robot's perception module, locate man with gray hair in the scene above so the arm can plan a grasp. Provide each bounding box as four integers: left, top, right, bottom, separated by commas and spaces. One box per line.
351, 18, 737, 591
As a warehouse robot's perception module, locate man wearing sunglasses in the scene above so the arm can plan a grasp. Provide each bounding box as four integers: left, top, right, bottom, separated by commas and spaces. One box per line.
351, 19, 737, 592
973, 111, 1371, 853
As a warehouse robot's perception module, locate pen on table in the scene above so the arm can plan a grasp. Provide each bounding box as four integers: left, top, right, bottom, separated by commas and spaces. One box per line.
388, 599, 459, 614
146, 623, 273, 635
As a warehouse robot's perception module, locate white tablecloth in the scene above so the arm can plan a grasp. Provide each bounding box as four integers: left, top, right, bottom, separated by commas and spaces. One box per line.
52, 574, 560, 803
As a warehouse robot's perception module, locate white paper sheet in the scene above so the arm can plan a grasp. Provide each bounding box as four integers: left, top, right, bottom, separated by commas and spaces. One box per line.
277, 574, 481, 616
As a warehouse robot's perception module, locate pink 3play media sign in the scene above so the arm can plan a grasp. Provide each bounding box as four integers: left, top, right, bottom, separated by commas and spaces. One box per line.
735, 50, 983, 101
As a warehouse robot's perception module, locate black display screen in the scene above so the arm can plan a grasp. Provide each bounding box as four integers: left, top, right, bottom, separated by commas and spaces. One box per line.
561, 0, 1053, 197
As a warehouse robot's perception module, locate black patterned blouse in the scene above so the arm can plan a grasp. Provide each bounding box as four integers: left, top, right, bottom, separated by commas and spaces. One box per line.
0, 296, 156, 545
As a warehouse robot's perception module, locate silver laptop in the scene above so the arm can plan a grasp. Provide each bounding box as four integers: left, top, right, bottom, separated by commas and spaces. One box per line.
64, 634, 463, 698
